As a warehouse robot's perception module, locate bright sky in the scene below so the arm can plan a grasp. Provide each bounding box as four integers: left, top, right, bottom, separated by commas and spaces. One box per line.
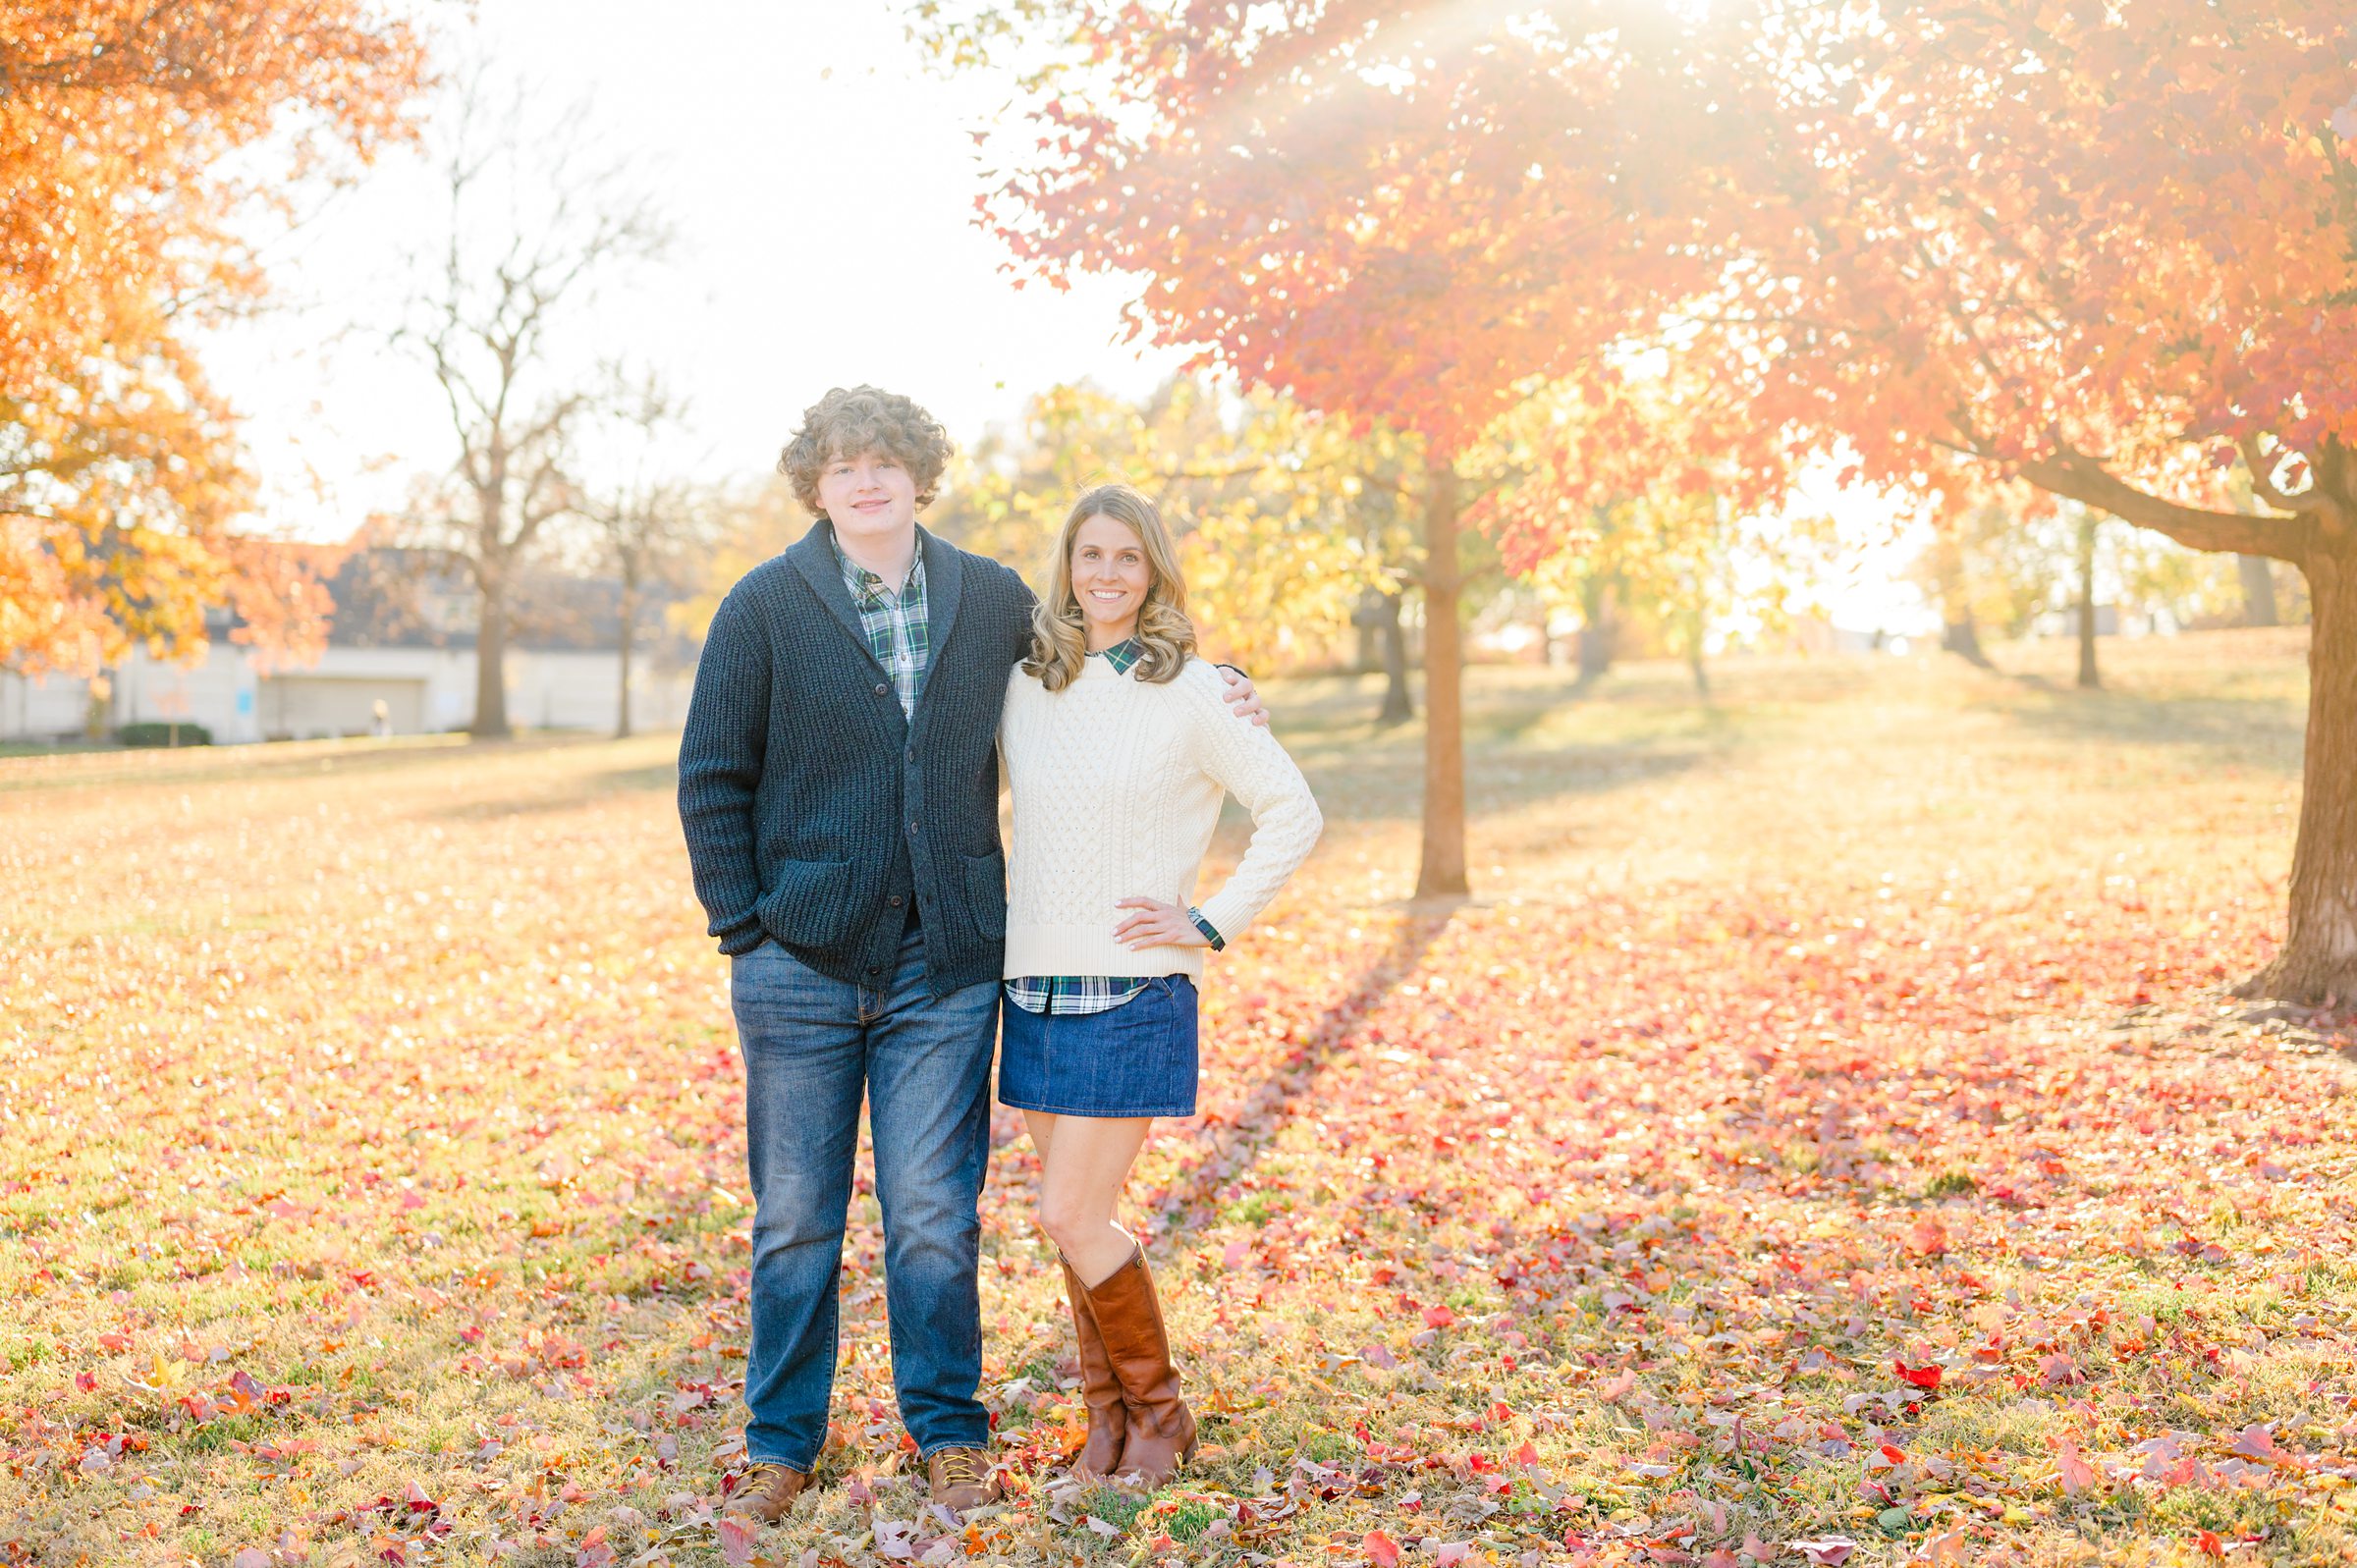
200, 0, 1935, 635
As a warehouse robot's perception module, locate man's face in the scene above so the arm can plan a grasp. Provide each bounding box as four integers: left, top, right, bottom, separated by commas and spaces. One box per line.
817, 449, 917, 548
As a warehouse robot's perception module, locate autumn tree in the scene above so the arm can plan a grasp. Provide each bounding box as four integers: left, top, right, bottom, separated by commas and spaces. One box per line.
1672, 0, 2357, 998
929, 377, 1411, 671
936, 0, 2357, 997
920, 2, 1744, 898
393, 74, 671, 738
0, 1, 423, 675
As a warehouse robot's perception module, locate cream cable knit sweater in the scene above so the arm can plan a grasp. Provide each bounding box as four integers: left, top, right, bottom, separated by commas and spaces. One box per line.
999, 653, 1323, 982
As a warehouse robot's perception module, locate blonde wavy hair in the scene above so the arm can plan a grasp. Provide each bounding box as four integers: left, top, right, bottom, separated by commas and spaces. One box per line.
1024, 483, 1196, 692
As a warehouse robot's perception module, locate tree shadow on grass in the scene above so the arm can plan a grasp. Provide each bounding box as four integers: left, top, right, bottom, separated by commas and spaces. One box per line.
1138, 906, 1460, 1248
1285, 741, 1715, 827
422, 756, 681, 821
1975, 678, 2306, 773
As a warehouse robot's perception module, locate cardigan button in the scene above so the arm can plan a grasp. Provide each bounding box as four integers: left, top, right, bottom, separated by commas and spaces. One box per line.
873, 681, 888, 696
888, 895, 904, 908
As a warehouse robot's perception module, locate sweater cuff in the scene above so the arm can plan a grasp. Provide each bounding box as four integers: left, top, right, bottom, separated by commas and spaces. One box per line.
715, 919, 767, 957
1195, 890, 1257, 947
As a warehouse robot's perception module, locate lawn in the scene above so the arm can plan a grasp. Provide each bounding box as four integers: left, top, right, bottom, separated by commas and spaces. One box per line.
4, 629, 2354, 1568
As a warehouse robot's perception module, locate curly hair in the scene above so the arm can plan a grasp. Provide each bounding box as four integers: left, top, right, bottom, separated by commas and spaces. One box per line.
776, 386, 955, 516
1024, 483, 1197, 692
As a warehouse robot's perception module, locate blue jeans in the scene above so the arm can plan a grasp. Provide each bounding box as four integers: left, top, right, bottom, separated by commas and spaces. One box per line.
730, 922, 1000, 1471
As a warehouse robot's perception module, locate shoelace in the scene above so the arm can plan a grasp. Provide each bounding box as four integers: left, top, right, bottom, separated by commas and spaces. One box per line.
737, 1462, 791, 1492
933, 1448, 992, 1487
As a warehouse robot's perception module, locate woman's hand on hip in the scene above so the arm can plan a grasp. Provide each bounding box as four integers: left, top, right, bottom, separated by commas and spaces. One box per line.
1114, 897, 1209, 950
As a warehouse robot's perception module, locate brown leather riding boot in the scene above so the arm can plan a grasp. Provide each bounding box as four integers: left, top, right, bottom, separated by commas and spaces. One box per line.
1081, 1246, 1197, 1487
1060, 1252, 1127, 1477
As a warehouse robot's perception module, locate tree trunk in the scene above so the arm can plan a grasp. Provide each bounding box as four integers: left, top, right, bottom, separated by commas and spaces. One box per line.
472, 573, 512, 738
83, 670, 113, 740
1415, 457, 1467, 899
1942, 613, 1992, 667
1688, 650, 1711, 700
2245, 539, 2357, 1004
1930, 529, 1994, 667
1375, 591, 1414, 725
1574, 575, 1616, 690
616, 563, 637, 740
2239, 554, 2279, 627
2076, 512, 2101, 690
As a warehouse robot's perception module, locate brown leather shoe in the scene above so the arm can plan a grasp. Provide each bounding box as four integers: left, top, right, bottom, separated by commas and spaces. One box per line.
1082, 1246, 1197, 1487
1060, 1252, 1127, 1477
721, 1461, 810, 1524
925, 1445, 1003, 1512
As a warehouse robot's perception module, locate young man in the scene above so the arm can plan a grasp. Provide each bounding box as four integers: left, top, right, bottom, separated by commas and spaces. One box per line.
677, 386, 1263, 1525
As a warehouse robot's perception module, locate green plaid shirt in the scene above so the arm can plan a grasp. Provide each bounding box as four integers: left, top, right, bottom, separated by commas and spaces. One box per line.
834, 534, 928, 718
1005, 638, 1219, 1016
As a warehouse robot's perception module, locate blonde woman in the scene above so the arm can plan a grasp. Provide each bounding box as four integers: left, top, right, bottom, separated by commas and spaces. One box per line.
997, 483, 1322, 1486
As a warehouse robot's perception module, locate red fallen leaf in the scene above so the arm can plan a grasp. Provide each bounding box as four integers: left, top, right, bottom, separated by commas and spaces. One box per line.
1513, 1439, 1542, 1467
1423, 1303, 1456, 1328
718, 1515, 757, 1567
2194, 1529, 2223, 1557
576, 1524, 614, 1568
1904, 1217, 1947, 1257
1893, 1359, 1943, 1390
74, 1370, 96, 1392
1787, 1538, 1856, 1566
404, 1480, 439, 1515
1363, 1529, 1403, 1567
97, 1331, 132, 1352
2054, 1435, 2099, 1495
1360, 1342, 1398, 1370
2227, 1425, 2281, 1464
1874, 1443, 1906, 1467
1223, 1239, 1249, 1268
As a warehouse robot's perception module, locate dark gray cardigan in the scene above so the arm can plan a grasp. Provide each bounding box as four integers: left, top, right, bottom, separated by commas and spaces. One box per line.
677, 520, 1035, 995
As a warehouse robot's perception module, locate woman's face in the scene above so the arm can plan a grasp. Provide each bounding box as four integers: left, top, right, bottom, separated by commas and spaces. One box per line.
1069, 513, 1151, 643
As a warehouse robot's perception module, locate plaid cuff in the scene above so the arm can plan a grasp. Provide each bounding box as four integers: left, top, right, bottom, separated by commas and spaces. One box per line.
1187, 906, 1225, 951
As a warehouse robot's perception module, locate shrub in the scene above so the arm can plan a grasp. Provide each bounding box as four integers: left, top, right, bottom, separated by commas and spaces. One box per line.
116, 722, 212, 748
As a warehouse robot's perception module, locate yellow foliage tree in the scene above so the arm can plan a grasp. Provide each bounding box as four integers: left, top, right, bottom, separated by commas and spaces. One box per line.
0, 2, 424, 675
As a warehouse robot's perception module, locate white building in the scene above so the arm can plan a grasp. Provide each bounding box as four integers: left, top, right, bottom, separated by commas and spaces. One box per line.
1, 554, 698, 744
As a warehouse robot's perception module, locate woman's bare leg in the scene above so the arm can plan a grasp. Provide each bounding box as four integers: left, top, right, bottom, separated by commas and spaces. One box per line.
1034, 1115, 1153, 1285
1021, 1108, 1060, 1169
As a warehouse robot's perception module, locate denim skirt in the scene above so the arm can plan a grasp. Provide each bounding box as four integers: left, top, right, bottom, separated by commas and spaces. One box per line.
998, 975, 1199, 1118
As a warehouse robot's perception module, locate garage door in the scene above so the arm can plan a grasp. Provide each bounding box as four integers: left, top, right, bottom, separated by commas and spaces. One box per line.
259, 676, 427, 739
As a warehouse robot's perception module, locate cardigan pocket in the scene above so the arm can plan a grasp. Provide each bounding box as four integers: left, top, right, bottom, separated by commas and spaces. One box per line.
962, 849, 1008, 940
755, 857, 856, 949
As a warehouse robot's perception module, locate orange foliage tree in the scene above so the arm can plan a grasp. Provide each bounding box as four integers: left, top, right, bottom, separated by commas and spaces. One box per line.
0, 2, 423, 676
921, 0, 1748, 898
1660, 0, 2357, 1001
930, 0, 2357, 999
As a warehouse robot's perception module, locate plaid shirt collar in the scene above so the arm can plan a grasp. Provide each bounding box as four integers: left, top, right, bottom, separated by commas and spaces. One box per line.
1094, 637, 1142, 675
831, 529, 929, 718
